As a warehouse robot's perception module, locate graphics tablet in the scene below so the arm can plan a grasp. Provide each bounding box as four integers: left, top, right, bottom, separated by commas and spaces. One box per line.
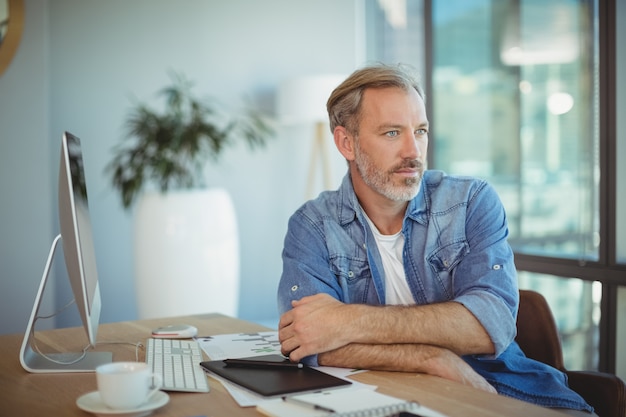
200, 355, 351, 397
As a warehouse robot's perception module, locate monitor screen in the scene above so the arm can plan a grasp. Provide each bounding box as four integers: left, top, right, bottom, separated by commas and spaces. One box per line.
20, 132, 111, 372
58, 132, 101, 346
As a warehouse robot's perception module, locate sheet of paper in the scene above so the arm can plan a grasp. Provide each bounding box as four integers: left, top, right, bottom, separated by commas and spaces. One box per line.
317, 365, 367, 379
219, 377, 265, 407
196, 331, 282, 360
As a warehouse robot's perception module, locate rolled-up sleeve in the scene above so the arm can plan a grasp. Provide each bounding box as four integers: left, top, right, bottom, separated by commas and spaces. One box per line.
452, 182, 519, 358
278, 206, 345, 314
277, 208, 344, 367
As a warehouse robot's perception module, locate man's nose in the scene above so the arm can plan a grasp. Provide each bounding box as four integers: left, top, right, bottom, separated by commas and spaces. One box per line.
400, 132, 422, 159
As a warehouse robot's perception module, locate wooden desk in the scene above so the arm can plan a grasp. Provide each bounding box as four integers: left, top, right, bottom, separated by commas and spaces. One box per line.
0, 314, 566, 417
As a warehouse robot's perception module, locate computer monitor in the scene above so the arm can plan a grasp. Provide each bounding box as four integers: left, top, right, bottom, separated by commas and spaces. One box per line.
20, 132, 112, 373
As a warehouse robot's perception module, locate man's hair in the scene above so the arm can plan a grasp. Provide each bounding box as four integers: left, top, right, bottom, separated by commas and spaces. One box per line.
326, 63, 425, 135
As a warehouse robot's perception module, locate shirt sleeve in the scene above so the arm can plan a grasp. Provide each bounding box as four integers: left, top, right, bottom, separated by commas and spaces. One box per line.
277, 208, 345, 316
452, 181, 519, 358
277, 208, 346, 367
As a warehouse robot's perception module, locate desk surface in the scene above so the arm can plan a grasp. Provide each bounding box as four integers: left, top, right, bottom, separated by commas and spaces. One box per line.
0, 313, 566, 417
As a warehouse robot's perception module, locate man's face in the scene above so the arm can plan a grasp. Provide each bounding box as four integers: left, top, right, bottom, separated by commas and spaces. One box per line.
352, 87, 429, 202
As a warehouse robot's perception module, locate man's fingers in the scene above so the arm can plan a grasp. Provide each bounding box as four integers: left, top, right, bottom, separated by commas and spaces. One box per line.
476, 380, 497, 394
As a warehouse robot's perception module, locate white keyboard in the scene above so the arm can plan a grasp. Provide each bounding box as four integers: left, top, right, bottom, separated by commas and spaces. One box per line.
145, 338, 210, 393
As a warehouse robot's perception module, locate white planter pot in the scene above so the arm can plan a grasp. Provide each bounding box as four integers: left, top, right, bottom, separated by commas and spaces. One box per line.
134, 188, 239, 319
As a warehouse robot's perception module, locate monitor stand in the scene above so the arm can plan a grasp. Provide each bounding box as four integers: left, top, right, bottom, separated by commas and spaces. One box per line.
19, 235, 112, 373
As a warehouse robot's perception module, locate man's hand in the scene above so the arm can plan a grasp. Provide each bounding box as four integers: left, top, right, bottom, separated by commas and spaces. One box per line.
421, 347, 497, 393
278, 293, 354, 362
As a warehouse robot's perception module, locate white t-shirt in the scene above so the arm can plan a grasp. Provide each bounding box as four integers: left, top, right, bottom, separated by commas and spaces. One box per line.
363, 214, 414, 305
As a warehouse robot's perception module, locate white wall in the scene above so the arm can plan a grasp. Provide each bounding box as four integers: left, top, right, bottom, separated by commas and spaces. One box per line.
0, 0, 362, 334
0, 0, 54, 334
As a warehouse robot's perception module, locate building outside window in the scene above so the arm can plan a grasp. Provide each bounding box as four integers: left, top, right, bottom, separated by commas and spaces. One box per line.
365, 0, 624, 377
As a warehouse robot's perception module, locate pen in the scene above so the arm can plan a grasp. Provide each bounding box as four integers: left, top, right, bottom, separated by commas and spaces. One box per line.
282, 396, 335, 413
223, 358, 304, 369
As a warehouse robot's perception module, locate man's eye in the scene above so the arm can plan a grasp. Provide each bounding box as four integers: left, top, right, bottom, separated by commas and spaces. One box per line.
386, 130, 399, 138
416, 128, 428, 136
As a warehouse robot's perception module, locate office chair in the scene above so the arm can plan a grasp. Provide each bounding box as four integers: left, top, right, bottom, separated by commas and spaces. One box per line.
515, 289, 626, 417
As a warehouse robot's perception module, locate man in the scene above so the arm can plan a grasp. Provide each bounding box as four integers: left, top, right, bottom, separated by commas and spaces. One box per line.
277, 63, 594, 415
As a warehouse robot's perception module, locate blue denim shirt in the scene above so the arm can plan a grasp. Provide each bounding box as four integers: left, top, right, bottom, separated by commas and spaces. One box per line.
278, 170, 592, 412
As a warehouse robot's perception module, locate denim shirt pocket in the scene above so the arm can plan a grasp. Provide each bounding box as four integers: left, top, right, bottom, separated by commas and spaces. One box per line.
427, 240, 469, 297
329, 255, 378, 304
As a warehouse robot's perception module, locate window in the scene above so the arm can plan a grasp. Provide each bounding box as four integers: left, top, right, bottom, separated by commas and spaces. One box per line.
518, 272, 601, 370
365, 0, 624, 376
431, 0, 600, 372
431, 0, 598, 261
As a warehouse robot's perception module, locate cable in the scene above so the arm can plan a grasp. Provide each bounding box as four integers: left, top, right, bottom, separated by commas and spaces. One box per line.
31, 337, 90, 365
36, 298, 76, 320
29, 298, 92, 365
29, 297, 145, 364
96, 341, 145, 362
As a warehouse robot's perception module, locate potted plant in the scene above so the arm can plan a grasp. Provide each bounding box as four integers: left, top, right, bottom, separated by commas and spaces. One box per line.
107, 72, 273, 209
106, 73, 274, 319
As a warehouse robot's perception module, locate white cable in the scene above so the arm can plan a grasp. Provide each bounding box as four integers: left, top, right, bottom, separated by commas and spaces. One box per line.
30, 298, 145, 364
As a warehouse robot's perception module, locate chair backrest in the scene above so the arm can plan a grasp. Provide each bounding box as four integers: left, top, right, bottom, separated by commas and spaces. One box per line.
567, 370, 626, 417
516, 289, 626, 417
515, 289, 565, 370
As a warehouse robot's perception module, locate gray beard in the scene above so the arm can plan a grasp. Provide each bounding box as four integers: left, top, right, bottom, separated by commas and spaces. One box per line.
354, 148, 423, 202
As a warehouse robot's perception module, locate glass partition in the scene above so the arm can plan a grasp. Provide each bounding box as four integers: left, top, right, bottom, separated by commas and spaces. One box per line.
431, 0, 599, 261
617, 287, 626, 380
518, 272, 600, 370
365, 0, 620, 373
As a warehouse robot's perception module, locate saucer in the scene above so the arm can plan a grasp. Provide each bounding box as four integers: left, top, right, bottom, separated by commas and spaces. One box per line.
76, 391, 169, 417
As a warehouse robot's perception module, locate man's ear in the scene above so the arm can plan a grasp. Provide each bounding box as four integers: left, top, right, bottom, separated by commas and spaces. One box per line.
334, 126, 356, 161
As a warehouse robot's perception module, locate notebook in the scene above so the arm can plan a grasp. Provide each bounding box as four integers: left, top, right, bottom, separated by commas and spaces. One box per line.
256, 388, 449, 417
199, 355, 352, 397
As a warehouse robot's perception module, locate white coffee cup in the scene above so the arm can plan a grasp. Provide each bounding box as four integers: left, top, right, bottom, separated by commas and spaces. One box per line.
95, 362, 162, 409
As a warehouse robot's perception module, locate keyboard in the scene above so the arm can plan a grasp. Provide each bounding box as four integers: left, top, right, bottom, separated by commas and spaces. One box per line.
145, 338, 210, 393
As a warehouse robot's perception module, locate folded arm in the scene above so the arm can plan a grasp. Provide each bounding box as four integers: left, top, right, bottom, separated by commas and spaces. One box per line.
278, 293, 494, 362
317, 343, 496, 393
278, 294, 496, 393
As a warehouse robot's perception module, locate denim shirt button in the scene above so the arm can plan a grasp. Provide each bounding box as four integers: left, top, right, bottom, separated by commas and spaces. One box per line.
493, 264, 501, 270
348, 271, 354, 278
291, 285, 298, 291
